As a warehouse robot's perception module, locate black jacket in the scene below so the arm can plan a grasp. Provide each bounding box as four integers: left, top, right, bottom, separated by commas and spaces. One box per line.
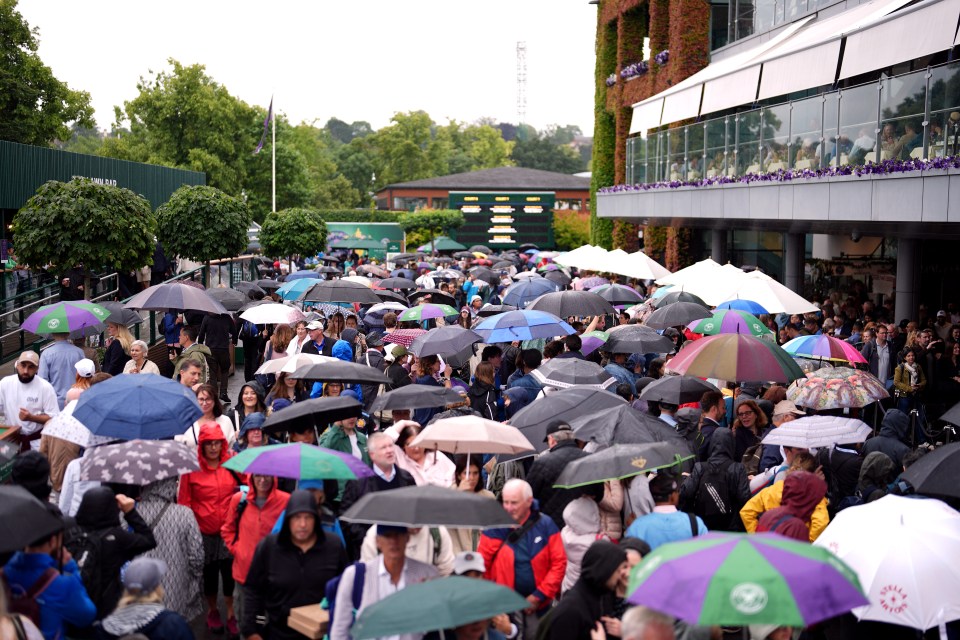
861, 409, 911, 469
526, 441, 588, 529
817, 446, 864, 504
198, 313, 238, 351
467, 381, 500, 421
359, 348, 385, 411
679, 428, 751, 531
339, 467, 416, 558
384, 362, 412, 390
301, 338, 334, 357
697, 417, 722, 462
242, 491, 348, 640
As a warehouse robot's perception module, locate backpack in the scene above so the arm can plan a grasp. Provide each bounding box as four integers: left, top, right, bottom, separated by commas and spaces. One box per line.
65, 529, 109, 610
741, 444, 762, 476
324, 561, 366, 632
239, 320, 259, 341
694, 463, 735, 531
0, 568, 57, 629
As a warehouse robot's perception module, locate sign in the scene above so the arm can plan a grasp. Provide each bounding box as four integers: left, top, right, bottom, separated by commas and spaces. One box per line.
449, 191, 555, 249
325, 222, 404, 258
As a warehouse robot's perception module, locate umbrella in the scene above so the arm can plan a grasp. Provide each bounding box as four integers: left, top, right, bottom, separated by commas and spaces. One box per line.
73, 374, 202, 440
99, 301, 144, 326
432, 269, 464, 280
357, 264, 390, 278
473, 310, 574, 343
715, 298, 770, 315
591, 283, 645, 306
316, 266, 342, 276
374, 290, 409, 305
781, 335, 868, 364
277, 278, 324, 301
239, 302, 305, 325
398, 304, 458, 322
901, 442, 960, 499
645, 302, 712, 329
513, 271, 542, 280
476, 304, 519, 318
391, 253, 419, 263
301, 280, 381, 305
527, 291, 615, 318
22, 301, 110, 334
342, 275, 374, 288
577, 276, 609, 290
412, 416, 535, 455
580, 330, 609, 356
256, 279, 282, 292
256, 353, 336, 375
640, 375, 720, 405
233, 281, 266, 299
502, 278, 560, 308
553, 443, 695, 488
340, 485, 516, 528
224, 443, 374, 480
409, 326, 483, 358
814, 495, 960, 630
786, 367, 889, 410
377, 277, 417, 290
366, 302, 407, 316
0, 486, 65, 554
261, 397, 362, 434
291, 360, 389, 384
352, 576, 528, 640
687, 310, 772, 338
667, 334, 806, 384
544, 270, 572, 287
205, 287, 248, 312
531, 358, 616, 390
469, 266, 499, 286
719, 271, 818, 314
408, 289, 457, 307
383, 329, 428, 347
470, 245, 492, 254
630, 533, 868, 627
370, 385, 464, 413
177, 279, 205, 290
569, 405, 689, 447
42, 408, 113, 448
653, 291, 709, 308
761, 415, 871, 448
604, 324, 677, 354
79, 439, 199, 484
124, 282, 228, 314
285, 270, 322, 281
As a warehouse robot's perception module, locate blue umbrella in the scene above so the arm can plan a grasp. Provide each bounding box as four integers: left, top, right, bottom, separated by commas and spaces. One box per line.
73, 374, 203, 440
285, 270, 322, 281
715, 298, 770, 315
391, 268, 415, 279
276, 277, 323, 301
474, 310, 575, 342
502, 278, 560, 309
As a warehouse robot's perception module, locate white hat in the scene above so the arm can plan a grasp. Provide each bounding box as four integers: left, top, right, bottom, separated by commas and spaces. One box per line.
15, 351, 39, 366
74, 359, 96, 378
773, 400, 804, 417
453, 551, 485, 575
306, 320, 324, 331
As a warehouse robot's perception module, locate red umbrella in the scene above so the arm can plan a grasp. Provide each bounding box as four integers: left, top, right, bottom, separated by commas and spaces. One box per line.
383, 329, 428, 348
666, 333, 806, 383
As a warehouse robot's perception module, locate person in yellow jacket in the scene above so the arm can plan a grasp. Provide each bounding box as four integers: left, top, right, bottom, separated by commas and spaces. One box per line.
740, 453, 830, 541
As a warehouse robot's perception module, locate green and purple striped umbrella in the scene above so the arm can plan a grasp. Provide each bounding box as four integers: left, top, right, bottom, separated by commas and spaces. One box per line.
22, 301, 110, 334
628, 533, 868, 627
687, 310, 772, 337
223, 443, 375, 481
398, 303, 458, 322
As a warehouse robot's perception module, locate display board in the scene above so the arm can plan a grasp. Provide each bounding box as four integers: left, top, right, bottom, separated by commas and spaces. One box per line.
448, 191, 555, 249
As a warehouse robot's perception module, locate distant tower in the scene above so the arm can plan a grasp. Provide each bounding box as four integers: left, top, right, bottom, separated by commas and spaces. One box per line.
516, 41, 527, 125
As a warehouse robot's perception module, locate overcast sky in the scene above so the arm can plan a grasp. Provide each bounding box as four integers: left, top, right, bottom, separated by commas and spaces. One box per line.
20, 1, 599, 136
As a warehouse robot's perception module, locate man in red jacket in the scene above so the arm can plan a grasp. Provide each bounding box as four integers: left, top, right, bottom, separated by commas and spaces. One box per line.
479, 478, 566, 640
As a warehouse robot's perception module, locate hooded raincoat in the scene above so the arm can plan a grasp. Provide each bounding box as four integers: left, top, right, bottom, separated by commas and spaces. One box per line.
679, 428, 751, 531
560, 497, 607, 594
221, 476, 290, 584
861, 409, 911, 469
756, 471, 828, 541
177, 423, 239, 536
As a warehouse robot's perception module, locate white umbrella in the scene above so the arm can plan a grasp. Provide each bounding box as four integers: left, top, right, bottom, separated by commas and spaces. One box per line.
412, 416, 535, 455
415, 274, 436, 289
760, 415, 871, 448
655, 257, 724, 287
626, 250, 672, 280
41, 401, 113, 448
341, 275, 373, 287
240, 302, 305, 325
814, 495, 960, 631
366, 302, 408, 315
555, 245, 609, 272
255, 353, 336, 375
719, 270, 818, 314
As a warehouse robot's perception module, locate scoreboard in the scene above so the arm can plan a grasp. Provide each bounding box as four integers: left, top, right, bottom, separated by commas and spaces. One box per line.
448, 191, 555, 250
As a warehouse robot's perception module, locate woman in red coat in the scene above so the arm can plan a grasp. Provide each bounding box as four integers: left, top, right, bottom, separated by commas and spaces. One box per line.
178, 422, 240, 635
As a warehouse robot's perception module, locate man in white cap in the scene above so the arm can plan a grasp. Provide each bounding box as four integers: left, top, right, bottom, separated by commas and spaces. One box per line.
0, 350, 59, 451
452, 551, 518, 638
300, 320, 334, 357
38, 332, 84, 409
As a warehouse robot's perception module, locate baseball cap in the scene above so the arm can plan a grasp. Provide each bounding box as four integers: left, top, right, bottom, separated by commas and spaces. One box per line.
938, 310, 947, 317
74, 358, 95, 378
365, 332, 384, 347
543, 421, 573, 443
122, 557, 166, 593
306, 320, 323, 331
773, 400, 805, 417
453, 551, 486, 575
15, 351, 39, 367
390, 345, 408, 359
376, 524, 409, 536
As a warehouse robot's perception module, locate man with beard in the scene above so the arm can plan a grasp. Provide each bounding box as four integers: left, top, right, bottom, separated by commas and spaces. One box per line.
0, 351, 58, 451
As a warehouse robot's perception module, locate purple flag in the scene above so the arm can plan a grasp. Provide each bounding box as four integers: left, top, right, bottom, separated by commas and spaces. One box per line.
254, 97, 273, 154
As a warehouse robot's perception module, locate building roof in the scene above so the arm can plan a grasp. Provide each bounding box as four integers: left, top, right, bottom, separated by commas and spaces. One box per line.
382, 166, 591, 191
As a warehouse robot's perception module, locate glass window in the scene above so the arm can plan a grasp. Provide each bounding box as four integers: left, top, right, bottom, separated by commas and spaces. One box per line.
628, 136, 649, 184
736, 109, 763, 175
668, 128, 686, 181
430, 198, 449, 209
837, 83, 879, 166
687, 124, 706, 180
821, 92, 840, 169
654, 130, 670, 182
393, 197, 428, 211
879, 70, 926, 161
790, 95, 822, 170
704, 117, 729, 178
761, 103, 790, 172
928, 62, 960, 158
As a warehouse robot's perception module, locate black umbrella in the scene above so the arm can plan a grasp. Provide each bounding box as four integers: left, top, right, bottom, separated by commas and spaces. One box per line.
391, 253, 419, 263
340, 484, 516, 528
531, 358, 616, 390
256, 279, 282, 292
316, 266, 342, 276
509, 387, 628, 453
595, 284, 645, 306
569, 405, 690, 448
370, 385, 465, 413
0, 486, 65, 554
99, 301, 144, 326
322, 255, 342, 263
645, 302, 712, 329
378, 277, 417, 291
544, 270, 572, 288
453, 251, 474, 259
206, 287, 249, 312
470, 267, 499, 286
553, 443, 694, 488
469, 245, 493, 255
492, 261, 514, 270
939, 402, 960, 427
527, 291, 615, 318
262, 397, 362, 434
375, 290, 410, 305
901, 442, 960, 499
290, 360, 390, 384
604, 325, 676, 354
639, 375, 720, 405
124, 282, 228, 314
409, 326, 483, 357
653, 291, 709, 308
477, 304, 518, 318
234, 281, 266, 299
301, 280, 381, 305
408, 289, 457, 307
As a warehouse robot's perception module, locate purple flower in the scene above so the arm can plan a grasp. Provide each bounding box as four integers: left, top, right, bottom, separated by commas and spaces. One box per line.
620, 61, 649, 80
654, 50, 670, 66
606, 74, 617, 87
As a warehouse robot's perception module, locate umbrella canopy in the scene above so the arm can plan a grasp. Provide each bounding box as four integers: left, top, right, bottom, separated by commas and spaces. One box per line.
760, 415, 870, 448
342, 275, 374, 288
473, 310, 574, 343
233, 281, 266, 299
604, 324, 677, 354
719, 271, 818, 314
224, 443, 374, 481
301, 280, 381, 304
290, 360, 389, 384
316, 266, 342, 276
42, 408, 113, 448
781, 335, 868, 364
99, 301, 144, 327
276, 278, 325, 301
543, 270, 572, 287
409, 326, 483, 358
653, 291, 709, 308
527, 291, 615, 318
206, 287, 248, 312
0, 486, 65, 554
79, 439, 199, 484
814, 495, 960, 629
687, 310, 772, 338
375, 290, 409, 305
370, 385, 464, 413
239, 302, 305, 325
418, 236, 467, 252
124, 282, 228, 314
580, 330, 609, 356
412, 416, 535, 455
22, 301, 110, 334
383, 328, 428, 348
787, 367, 889, 410
509, 387, 628, 453
261, 397, 362, 434
667, 334, 806, 384
630, 533, 868, 627
502, 278, 560, 309
513, 271, 542, 280
476, 304, 519, 318
553, 443, 695, 488
356, 264, 390, 279
901, 441, 960, 499
469, 266, 499, 286
408, 289, 457, 307
391, 253, 419, 263
366, 302, 407, 316
640, 375, 720, 405
569, 405, 690, 448
531, 358, 616, 390
377, 277, 417, 291
285, 270, 323, 281
256, 353, 336, 375
256, 279, 282, 292
74, 374, 203, 440
715, 298, 770, 315
340, 484, 516, 528
645, 301, 712, 330
591, 283, 645, 306
470, 244, 493, 254
398, 303, 457, 322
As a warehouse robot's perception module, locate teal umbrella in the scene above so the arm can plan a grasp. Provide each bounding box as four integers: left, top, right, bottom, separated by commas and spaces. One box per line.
351, 576, 528, 639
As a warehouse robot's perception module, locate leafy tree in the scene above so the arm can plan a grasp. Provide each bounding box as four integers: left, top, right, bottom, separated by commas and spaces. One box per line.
512, 137, 583, 174
56, 125, 104, 155
242, 142, 313, 222
13, 178, 155, 294
0, 0, 94, 145
543, 124, 583, 146
372, 111, 435, 185
156, 185, 251, 272
337, 138, 378, 206
286, 123, 361, 209
553, 210, 591, 250
398, 209, 464, 254
259, 207, 327, 270
324, 118, 373, 145
464, 124, 514, 169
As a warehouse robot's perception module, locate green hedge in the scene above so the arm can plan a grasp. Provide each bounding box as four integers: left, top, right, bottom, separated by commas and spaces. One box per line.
317, 210, 404, 223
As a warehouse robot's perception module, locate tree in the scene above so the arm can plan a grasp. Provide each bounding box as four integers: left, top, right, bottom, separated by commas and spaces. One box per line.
398, 209, 464, 254
156, 186, 251, 273
512, 137, 583, 174
13, 178, 155, 295
463, 124, 514, 169
372, 111, 435, 185
259, 208, 327, 271
0, 0, 94, 145
553, 210, 591, 250
324, 118, 373, 145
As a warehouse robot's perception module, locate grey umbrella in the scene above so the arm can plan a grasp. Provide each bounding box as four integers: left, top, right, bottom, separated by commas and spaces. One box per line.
508, 386, 628, 453
531, 358, 616, 390
408, 289, 457, 307
234, 281, 266, 299
262, 397, 362, 434
378, 277, 417, 291
544, 270, 572, 287
569, 405, 690, 449
124, 282, 228, 314
79, 439, 199, 485
553, 443, 694, 488
370, 385, 465, 413
99, 301, 144, 326
0, 486, 65, 554
470, 267, 500, 286
341, 484, 516, 528
290, 360, 389, 384
653, 291, 709, 308
300, 280, 381, 304
644, 301, 712, 330
409, 326, 483, 358
639, 375, 720, 405
527, 291, 615, 318
206, 287, 249, 312
604, 324, 676, 354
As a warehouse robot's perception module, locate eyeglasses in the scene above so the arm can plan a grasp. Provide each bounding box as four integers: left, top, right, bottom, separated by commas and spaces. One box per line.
736, 411, 754, 417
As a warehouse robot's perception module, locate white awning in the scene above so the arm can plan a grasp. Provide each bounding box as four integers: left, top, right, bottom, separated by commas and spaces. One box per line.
629, 97, 664, 135
661, 85, 703, 123
758, 40, 843, 99
840, 0, 960, 79
701, 66, 762, 114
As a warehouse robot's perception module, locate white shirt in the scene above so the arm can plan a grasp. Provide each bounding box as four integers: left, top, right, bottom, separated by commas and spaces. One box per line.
348, 433, 362, 459
373, 464, 397, 482
376, 556, 407, 640
59, 453, 100, 516
0, 374, 59, 449
176, 415, 236, 447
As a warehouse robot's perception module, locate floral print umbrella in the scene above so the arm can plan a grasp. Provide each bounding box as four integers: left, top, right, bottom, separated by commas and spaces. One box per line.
787, 366, 889, 409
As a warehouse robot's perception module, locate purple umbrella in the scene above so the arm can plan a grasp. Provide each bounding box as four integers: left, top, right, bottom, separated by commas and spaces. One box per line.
223, 443, 374, 481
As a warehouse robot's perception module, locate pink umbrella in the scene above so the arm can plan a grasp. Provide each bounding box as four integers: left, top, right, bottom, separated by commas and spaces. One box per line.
781, 334, 868, 364
383, 329, 428, 348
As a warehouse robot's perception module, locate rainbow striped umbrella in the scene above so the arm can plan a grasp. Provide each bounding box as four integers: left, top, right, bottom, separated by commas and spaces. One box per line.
666, 333, 805, 383
687, 310, 772, 337
781, 334, 867, 364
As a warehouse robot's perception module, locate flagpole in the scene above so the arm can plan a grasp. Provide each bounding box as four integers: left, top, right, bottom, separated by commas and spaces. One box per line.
271, 94, 276, 213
